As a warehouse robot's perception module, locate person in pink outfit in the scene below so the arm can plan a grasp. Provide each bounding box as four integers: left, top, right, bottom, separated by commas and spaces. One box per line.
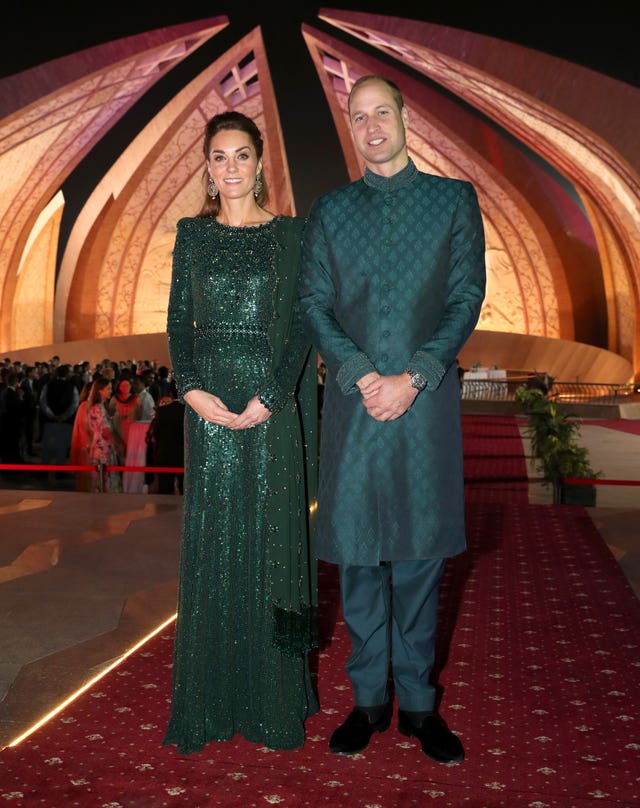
110, 377, 142, 455
87, 378, 123, 493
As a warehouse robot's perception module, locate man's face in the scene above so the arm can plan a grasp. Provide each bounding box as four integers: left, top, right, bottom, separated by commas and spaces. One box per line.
349, 79, 408, 175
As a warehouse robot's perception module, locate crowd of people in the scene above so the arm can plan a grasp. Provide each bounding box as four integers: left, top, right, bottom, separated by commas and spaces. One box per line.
0, 355, 183, 493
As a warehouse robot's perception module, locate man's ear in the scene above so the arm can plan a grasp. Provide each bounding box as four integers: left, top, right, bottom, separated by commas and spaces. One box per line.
401, 106, 409, 128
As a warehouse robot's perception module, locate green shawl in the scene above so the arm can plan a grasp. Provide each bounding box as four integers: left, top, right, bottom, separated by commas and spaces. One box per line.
265, 216, 318, 655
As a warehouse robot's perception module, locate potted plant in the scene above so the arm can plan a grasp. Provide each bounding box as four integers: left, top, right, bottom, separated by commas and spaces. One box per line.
515, 386, 601, 505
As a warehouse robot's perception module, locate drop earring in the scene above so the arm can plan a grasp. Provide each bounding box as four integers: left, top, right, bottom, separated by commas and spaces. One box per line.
207, 176, 219, 199
253, 173, 263, 198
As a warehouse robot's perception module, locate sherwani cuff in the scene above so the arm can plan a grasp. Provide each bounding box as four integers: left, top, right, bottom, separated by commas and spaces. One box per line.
336, 352, 377, 395
408, 350, 447, 391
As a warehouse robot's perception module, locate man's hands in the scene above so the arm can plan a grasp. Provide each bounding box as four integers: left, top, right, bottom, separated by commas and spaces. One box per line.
183, 390, 270, 430
357, 371, 418, 421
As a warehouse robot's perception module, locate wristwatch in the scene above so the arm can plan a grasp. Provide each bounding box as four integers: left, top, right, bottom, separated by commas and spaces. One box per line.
405, 368, 428, 391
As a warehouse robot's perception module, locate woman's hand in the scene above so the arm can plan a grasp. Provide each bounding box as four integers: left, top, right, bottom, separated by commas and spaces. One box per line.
227, 396, 271, 430
183, 389, 238, 426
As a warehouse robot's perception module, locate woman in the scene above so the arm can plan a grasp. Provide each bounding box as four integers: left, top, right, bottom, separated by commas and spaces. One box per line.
69, 373, 102, 491
86, 377, 123, 493
110, 377, 142, 452
163, 111, 318, 754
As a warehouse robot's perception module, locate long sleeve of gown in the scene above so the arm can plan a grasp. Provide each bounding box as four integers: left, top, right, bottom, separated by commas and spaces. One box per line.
166, 220, 205, 398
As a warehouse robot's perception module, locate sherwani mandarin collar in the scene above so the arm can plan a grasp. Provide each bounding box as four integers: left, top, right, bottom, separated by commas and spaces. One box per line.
363, 158, 418, 192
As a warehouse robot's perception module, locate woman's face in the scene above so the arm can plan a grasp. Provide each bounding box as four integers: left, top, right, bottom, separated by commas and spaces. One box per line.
101, 383, 112, 400
206, 128, 262, 203
118, 380, 130, 397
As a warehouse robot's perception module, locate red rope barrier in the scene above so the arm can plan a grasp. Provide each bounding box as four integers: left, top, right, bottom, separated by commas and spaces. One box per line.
0, 463, 184, 473
1, 464, 94, 472
106, 466, 184, 473
562, 478, 640, 486
0, 466, 635, 486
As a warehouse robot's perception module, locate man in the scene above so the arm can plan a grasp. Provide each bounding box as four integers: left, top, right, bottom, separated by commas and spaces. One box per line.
299, 75, 486, 763
39, 364, 79, 465
0, 371, 24, 465
0, 357, 12, 391
19, 365, 38, 456
150, 365, 172, 404
147, 385, 184, 494
132, 373, 155, 422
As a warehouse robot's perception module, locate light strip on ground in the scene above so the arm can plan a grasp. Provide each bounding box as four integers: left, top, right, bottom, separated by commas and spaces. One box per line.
6, 613, 177, 748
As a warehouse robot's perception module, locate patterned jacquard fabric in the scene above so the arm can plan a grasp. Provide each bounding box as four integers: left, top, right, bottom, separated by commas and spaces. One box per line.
299, 159, 486, 564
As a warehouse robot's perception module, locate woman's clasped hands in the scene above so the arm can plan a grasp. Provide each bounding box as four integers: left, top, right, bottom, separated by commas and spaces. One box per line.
183, 389, 270, 430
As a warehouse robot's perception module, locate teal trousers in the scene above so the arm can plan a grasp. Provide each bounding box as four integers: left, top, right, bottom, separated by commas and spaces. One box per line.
339, 558, 446, 712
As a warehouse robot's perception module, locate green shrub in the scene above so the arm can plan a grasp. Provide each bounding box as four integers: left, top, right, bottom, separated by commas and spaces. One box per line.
515, 386, 601, 501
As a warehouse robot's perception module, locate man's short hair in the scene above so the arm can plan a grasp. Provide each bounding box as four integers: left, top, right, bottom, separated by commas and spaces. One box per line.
348, 75, 404, 114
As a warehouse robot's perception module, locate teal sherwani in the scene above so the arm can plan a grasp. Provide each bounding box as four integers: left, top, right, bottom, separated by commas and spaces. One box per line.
299, 159, 486, 712
299, 160, 486, 566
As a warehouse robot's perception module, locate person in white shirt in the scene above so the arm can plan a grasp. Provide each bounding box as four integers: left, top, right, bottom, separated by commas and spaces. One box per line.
132, 374, 155, 422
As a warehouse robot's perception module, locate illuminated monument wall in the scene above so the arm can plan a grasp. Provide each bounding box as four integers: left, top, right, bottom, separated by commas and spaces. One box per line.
0, 11, 638, 382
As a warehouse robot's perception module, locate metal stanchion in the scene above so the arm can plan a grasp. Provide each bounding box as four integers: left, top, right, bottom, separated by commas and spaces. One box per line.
98, 463, 105, 493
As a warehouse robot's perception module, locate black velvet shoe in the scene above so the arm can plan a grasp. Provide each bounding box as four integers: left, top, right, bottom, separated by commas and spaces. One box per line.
398, 710, 465, 763
329, 703, 393, 754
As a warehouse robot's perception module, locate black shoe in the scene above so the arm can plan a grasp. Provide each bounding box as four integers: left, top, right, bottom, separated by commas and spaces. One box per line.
329, 703, 392, 755
398, 710, 464, 763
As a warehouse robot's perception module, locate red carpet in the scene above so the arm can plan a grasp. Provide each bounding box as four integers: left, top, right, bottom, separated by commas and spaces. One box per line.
1, 417, 639, 807
462, 414, 530, 503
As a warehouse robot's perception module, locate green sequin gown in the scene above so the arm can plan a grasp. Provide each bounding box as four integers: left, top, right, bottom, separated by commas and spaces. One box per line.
163, 215, 318, 754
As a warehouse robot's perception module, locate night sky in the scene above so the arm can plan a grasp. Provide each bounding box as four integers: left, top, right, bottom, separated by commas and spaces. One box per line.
2, 2, 636, 86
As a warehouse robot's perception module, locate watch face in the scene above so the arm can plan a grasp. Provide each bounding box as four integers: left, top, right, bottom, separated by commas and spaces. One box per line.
410, 372, 427, 390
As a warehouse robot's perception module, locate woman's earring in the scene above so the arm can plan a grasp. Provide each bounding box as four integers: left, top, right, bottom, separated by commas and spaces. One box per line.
207, 176, 219, 199
253, 173, 263, 198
